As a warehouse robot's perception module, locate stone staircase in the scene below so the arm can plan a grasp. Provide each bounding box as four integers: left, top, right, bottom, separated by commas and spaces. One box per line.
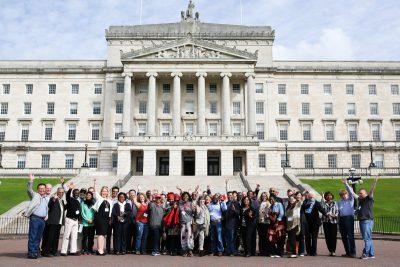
245, 174, 295, 197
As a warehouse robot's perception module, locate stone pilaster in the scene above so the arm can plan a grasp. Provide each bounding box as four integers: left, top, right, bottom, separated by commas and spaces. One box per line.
221, 148, 233, 176
196, 72, 207, 136
221, 72, 232, 136
122, 72, 133, 136
246, 72, 256, 136
117, 149, 131, 176
169, 148, 182, 175
143, 148, 156, 175
171, 72, 182, 136
146, 72, 158, 136
195, 148, 207, 175
246, 148, 258, 175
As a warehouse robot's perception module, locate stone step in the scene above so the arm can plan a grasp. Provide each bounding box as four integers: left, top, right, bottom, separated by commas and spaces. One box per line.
245, 175, 295, 197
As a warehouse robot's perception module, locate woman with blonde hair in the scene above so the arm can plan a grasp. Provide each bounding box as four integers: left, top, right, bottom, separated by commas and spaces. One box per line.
93, 186, 112, 255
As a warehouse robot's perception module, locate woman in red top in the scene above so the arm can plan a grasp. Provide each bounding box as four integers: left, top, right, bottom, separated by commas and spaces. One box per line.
133, 193, 149, 254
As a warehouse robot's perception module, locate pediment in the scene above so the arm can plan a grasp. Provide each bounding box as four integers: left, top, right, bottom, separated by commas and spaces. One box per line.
121, 38, 258, 62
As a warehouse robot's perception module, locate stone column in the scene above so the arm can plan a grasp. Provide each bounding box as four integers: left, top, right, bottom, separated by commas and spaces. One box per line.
171, 72, 182, 136
196, 72, 207, 135
117, 148, 131, 176
122, 72, 133, 136
169, 148, 182, 175
195, 148, 207, 175
246, 72, 256, 136
221, 72, 232, 135
146, 72, 158, 136
221, 148, 233, 176
143, 148, 157, 176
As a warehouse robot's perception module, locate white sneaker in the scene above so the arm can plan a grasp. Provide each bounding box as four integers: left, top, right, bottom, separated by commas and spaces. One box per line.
290, 254, 297, 258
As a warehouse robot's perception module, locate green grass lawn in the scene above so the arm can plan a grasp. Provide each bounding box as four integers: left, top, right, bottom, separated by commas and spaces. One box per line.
0, 178, 63, 215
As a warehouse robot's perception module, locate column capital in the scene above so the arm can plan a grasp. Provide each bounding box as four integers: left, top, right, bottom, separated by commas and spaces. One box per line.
171, 72, 182, 78
146, 72, 158, 78
220, 72, 232, 78
196, 72, 207, 78
245, 72, 256, 79
122, 72, 133, 78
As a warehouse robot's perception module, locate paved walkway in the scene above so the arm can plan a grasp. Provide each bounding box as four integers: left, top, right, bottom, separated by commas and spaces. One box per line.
1, 238, 399, 267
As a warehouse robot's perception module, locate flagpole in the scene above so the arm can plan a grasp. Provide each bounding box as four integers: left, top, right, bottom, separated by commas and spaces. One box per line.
140, 0, 143, 25
240, 0, 243, 25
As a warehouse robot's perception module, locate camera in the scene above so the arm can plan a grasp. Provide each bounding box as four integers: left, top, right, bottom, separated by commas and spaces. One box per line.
347, 168, 363, 185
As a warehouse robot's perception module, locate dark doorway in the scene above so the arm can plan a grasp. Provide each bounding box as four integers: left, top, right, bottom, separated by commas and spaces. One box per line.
207, 157, 220, 176
233, 156, 242, 172
136, 157, 143, 172
159, 157, 169, 176
183, 157, 195, 176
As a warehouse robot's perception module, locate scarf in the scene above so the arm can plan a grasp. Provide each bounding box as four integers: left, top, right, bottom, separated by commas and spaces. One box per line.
305, 198, 315, 214
163, 207, 180, 228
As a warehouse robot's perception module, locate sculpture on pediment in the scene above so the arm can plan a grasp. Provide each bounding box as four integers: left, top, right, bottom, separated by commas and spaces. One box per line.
155, 44, 222, 59
181, 0, 199, 21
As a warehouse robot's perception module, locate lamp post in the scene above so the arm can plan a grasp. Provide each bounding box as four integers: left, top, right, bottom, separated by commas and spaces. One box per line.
284, 143, 291, 168
368, 144, 376, 168
81, 144, 89, 168
0, 145, 3, 169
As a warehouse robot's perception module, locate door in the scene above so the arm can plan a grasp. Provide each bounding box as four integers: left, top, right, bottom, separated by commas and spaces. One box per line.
233, 157, 242, 172
136, 157, 143, 172
159, 157, 169, 176
207, 157, 220, 176
183, 157, 195, 176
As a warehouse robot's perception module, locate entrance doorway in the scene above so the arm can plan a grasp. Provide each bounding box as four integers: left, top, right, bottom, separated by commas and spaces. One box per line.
156, 150, 169, 176
182, 150, 195, 176
207, 150, 220, 175
233, 150, 247, 175
131, 150, 143, 175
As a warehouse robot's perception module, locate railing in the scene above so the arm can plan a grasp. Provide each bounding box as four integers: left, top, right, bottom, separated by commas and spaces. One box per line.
239, 171, 251, 191
292, 168, 400, 177
122, 135, 259, 144
0, 168, 80, 177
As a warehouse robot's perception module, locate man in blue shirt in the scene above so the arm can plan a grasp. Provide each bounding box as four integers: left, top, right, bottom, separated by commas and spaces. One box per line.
207, 193, 227, 256
338, 178, 356, 258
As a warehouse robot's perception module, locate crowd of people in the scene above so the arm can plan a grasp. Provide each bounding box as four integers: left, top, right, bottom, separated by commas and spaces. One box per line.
25, 174, 379, 260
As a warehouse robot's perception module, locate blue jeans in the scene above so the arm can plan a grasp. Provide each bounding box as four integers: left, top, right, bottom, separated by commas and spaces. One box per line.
28, 215, 46, 257
135, 222, 149, 253
359, 219, 375, 257
224, 228, 236, 255
151, 226, 161, 253
210, 221, 224, 253
339, 216, 356, 256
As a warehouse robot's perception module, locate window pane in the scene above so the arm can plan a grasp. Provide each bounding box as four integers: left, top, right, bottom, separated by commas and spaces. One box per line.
301, 84, 309, 94
278, 84, 286, 94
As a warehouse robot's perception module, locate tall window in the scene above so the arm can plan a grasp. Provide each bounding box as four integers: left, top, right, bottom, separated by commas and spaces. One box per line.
162, 101, 170, 114
279, 124, 288, 141
374, 154, 384, 168
370, 103, 378, 115
348, 123, 358, 141
112, 153, 118, 168
21, 124, 29, 141
139, 101, 147, 114
26, 84, 33, 94
255, 83, 264, 94
346, 84, 354, 95
324, 103, 333, 115
91, 123, 100, 140
65, 154, 74, 169
89, 154, 98, 168
0, 124, 6, 142
391, 84, 399, 95
347, 103, 356, 115
209, 123, 217, 136
232, 84, 240, 94
185, 123, 194, 135
1, 102, 8, 114
395, 124, 400, 141
279, 102, 287, 115
94, 84, 102, 94
259, 154, 266, 168
138, 123, 146, 136
232, 102, 241, 115
116, 101, 123, 114
233, 123, 241, 136
325, 123, 335, 141
138, 83, 147, 94
371, 124, 381, 141
303, 123, 312, 141
351, 154, 361, 168
47, 102, 55, 115
304, 154, 314, 168
68, 123, 76, 140
256, 123, 264, 140
209, 84, 217, 94
162, 84, 170, 94
93, 102, 101, 114
301, 84, 309, 94
256, 102, 264, 114
368, 84, 377, 95
185, 101, 194, 114
44, 123, 53, 141
48, 84, 56, 94
210, 102, 217, 114
116, 83, 124, 94
278, 84, 286, 94
41, 154, 50, 169
24, 102, 31, 115
328, 154, 337, 168
186, 84, 194, 94
393, 103, 400, 115
71, 84, 79, 94
161, 123, 170, 136
114, 123, 122, 139
69, 102, 78, 115
323, 84, 332, 95
302, 103, 310, 115
17, 154, 26, 169
2, 84, 10, 94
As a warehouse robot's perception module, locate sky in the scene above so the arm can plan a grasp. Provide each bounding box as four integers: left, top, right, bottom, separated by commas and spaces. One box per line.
0, 0, 399, 61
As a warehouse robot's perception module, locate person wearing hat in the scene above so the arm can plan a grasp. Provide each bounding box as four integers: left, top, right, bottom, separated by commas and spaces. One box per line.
163, 193, 181, 255
149, 193, 166, 256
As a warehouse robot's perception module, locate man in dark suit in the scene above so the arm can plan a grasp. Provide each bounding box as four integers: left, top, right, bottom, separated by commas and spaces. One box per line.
126, 189, 138, 253
43, 187, 65, 256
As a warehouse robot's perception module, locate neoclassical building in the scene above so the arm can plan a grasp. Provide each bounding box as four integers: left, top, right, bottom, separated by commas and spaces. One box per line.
0, 1, 400, 177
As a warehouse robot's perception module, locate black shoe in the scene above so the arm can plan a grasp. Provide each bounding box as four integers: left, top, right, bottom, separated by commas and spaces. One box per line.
245, 254, 251, 258
60, 253, 67, 256
28, 255, 37, 259
42, 253, 53, 257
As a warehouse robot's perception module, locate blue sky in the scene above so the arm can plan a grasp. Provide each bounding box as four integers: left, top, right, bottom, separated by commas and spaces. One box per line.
0, 0, 399, 60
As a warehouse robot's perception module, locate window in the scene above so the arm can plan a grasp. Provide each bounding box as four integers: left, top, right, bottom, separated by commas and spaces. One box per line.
116, 83, 124, 94
323, 84, 332, 95
186, 84, 194, 94
1, 102, 8, 114
3, 84, 10, 94
369, 84, 377, 95
255, 83, 263, 94
232, 102, 241, 115
302, 103, 310, 115
161, 123, 170, 136
24, 102, 31, 115
281, 154, 290, 168
209, 84, 217, 94
304, 154, 314, 168
325, 123, 335, 141
256, 102, 264, 114
162, 101, 170, 114
256, 123, 264, 140
351, 154, 361, 168
65, 154, 74, 169
185, 123, 194, 135
44, 123, 53, 141
89, 154, 98, 168
71, 84, 79, 94
17, 154, 26, 169
139, 101, 147, 114
374, 154, 384, 168
391, 85, 399, 95
347, 103, 356, 115
112, 153, 118, 168
348, 123, 358, 141
303, 123, 312, 141
94, 84, 102, 94
185, 101, 194, 114
138, 123, 146, 136
70, 102, 78, 115
0, 124, 5, 142
346, 84, 354, 95
328, 154, 337, 168
210, 102, 217, 114
115, 123, 122, 139
162, 84, 170, 94
278, 84, 286, 94
395, 124, 400, 141
209, 123, 217, 136
47, 102, 55, 115
279, 124, 288, 141
301, 84, 309, 94
393, 103, 400, 115
68, 123, 76, 140
138, 83, 147, 94
21, 124, 29, 141
116, 101, 123, 114
48, 84, 56, 94
324, 103, 333, 115
233, 123, 241, 136
371, 124, 381, 141
91, 123, 100, 140
370, 103, 378, 115
41, 154, 50, 169
93, 102, 101, 114
278, 102, 287, 115
26, 84, 33, 94
259, 154, 266, 168
232, 84, 240, 94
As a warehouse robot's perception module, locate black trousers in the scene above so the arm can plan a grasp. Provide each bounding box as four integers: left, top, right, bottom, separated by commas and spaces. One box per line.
40, 224, 49, 254
167, 234, 180, 254
305, 226, 319, 256
257, 223, 269, 256
126, 221, 136, 252
241, 225, 256, 256
113, 222, 129, 253
44, 224, 61, 255
81, 226, 95, 252
106, 223, 113, 252
287, 226, 299, 255
323, 222, 337, 253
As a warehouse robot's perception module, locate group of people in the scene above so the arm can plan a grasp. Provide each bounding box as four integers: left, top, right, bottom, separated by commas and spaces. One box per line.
25, 173, 379, 260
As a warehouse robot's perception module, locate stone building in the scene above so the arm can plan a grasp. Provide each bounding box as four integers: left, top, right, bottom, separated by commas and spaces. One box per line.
0, 1, 399, 178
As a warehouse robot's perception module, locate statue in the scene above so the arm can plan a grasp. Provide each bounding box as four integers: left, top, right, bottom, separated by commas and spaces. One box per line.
181, 0, 199, 21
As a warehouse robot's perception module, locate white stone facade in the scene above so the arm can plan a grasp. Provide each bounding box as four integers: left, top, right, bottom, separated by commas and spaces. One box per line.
0, 2, 399, 177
